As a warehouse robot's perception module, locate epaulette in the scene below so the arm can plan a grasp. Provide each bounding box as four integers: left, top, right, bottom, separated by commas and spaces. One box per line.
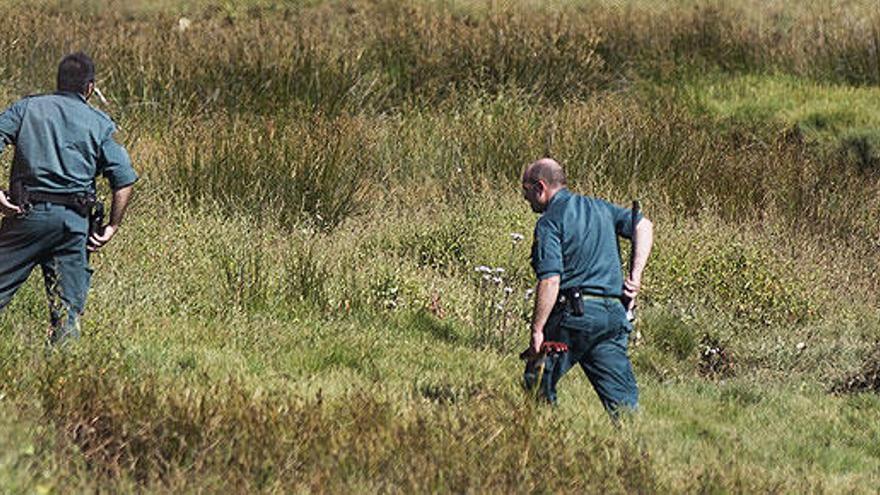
86, 104, 115, 125
22, 92, 53, 99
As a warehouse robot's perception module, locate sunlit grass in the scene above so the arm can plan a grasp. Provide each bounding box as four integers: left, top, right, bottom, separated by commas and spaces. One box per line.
687, 73, 880, 138
0, 0, 878, 491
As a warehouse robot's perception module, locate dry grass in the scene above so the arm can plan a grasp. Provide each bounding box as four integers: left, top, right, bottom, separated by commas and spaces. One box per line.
0, 0, 878, 491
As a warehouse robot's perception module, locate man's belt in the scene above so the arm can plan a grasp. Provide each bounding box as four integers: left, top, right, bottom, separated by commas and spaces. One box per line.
26, 191, 95, 216
555, 288, 620, 316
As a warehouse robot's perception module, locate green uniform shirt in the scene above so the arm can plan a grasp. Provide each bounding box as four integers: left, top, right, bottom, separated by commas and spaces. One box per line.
0, 91, 137, 194
530, 188, 641, 297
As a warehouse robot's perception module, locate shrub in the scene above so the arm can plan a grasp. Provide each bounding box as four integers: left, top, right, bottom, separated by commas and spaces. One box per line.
169, 114, 374, 231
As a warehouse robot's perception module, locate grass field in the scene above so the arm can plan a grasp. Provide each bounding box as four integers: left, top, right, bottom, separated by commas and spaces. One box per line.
1, 0, 879, 492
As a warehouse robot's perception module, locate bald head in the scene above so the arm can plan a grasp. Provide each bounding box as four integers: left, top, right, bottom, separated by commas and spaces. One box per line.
521, 158, 567, 213
523, 158, 566, 187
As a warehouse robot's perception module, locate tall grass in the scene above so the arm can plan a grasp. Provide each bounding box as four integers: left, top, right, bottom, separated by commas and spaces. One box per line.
1, 1, 878, 112
0, 0, 879, 491
169, 114, 375, 230
25, 345, 657, 491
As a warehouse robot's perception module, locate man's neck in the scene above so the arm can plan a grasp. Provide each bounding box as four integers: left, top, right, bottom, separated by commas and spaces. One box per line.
546, 186, 565, 202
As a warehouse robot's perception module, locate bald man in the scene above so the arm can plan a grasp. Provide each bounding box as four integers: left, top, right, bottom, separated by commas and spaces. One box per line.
521, 158, 653, 416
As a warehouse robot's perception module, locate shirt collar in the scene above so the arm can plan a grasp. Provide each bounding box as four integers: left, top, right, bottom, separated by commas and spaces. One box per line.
55, 91, 88, 103
547, 188, 571, 210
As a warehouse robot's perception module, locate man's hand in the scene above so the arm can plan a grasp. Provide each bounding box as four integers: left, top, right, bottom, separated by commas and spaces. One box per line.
0, 190, 21, 217
623, 276, 640, 311
88, 224, 117, 252
529, 327, 545, 356
519, 328, 544, 361
88, 184, 134, 252
524, 275, 559, 359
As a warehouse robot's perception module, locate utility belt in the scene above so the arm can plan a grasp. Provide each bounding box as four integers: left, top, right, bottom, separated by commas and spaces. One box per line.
554, 288, 621, 316
4, 184, 105, 236
7, 181, 96, 217
25, 191, 96, 217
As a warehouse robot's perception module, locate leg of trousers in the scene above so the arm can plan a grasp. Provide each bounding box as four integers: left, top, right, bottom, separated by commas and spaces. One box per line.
0, 203, 91, 345
542, 298, 639, 415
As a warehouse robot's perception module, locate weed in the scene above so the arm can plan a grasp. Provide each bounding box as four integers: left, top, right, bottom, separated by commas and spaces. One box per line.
698, 334, 735, 379
0, 1, 877, 491
832, 342, 880, 395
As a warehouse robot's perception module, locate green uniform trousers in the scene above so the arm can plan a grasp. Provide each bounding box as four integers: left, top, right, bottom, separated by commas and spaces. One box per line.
0, 202, 92, 345
540, 298, 639, 416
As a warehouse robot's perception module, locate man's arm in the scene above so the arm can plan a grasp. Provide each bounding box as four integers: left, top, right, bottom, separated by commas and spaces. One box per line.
0, 99, 24, 147
0, 101, 25, 216
528, 275, 560, 355
88, 184, 133, 252
623, 218, 654, 308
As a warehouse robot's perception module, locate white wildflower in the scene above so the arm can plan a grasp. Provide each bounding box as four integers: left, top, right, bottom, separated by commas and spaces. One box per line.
494, 267, 505, 274
475, 265, 492, 273
482, 274, 492, 281
492, 276, 503, 285
503, 287, 513, 295
524, 288, 534, 299
796, 342, 807, 352
510, 232, 525, 242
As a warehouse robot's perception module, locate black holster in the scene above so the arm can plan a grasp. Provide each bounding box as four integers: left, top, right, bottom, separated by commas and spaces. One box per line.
89, 201, 105, 238
556, 287, 585, 316
9, 180, 28, 206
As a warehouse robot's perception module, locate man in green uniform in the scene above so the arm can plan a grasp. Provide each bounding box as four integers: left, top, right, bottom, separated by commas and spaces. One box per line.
521, 158, 653, 416
0, 52, 138, 345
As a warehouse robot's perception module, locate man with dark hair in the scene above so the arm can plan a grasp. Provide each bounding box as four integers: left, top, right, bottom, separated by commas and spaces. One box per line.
0, 52, 138, 345
56, 52, 95, 94
521, 158, 653, 417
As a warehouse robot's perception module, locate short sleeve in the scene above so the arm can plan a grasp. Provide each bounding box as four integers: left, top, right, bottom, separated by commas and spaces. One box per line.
530, 217, 563, 280
606, 200, 643, 239
98, 125, 138, 189
0, 99, 26, 146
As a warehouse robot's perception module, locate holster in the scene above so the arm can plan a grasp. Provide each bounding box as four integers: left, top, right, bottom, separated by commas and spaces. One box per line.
9, 180, 28, 206
89, 201, 105, 238
555, 287, 585, 316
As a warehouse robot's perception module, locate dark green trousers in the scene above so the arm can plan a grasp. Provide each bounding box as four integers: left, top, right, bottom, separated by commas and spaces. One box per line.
540, 298, 639, 415
0, 202, 92, 345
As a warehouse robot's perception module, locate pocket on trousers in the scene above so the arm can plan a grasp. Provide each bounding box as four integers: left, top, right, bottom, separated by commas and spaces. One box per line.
613, 301, 634, 334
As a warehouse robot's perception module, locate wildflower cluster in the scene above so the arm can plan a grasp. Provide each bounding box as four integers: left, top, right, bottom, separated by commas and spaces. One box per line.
470, 233, 533, 351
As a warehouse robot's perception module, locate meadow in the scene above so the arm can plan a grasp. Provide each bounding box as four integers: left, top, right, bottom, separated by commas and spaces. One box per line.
0, 0, 879, 492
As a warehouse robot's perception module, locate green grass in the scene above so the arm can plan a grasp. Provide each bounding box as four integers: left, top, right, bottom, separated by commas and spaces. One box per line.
0, 0, 879, 491
691, 74, 880, 131
685, 74, 880, 165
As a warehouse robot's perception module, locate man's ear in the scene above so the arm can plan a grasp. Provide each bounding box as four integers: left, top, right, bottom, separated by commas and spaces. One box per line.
84, 81, 95, 100
534, 179, 546, 194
